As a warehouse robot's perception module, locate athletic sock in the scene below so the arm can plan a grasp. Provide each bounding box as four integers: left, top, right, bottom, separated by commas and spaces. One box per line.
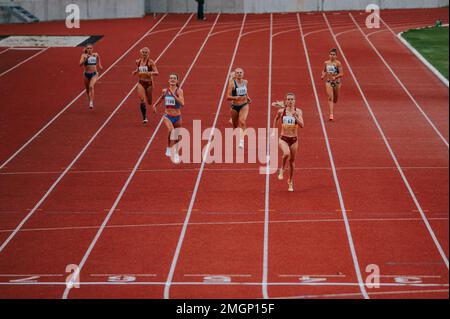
140, 103, 147, 119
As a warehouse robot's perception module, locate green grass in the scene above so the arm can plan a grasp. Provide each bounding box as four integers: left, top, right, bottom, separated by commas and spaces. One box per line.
402, 26, 449, 80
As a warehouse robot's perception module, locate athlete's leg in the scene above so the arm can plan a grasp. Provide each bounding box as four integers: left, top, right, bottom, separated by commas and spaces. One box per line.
278, 138, 290, 180
136, 83, 148, 122
326, 82, 334, 120
333, 83, 341, 104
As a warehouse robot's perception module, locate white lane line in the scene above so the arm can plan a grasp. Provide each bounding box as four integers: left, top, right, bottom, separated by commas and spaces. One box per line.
323, 13, 449, 270
1, 166, 447, 175
0, 14, 168, 171
0, 48, 10, 55
298, 13, 369, 300
63, 13, 218, 300
184, 274, 252, 277
275, 289, 450, 299
0, 14, 182, 256
278, 274, 346, 277
0, 281, 447, 287
0, 216, 448, 234
0, 48, 48, 77
163, 14, 247, 300
90, 274, 157, 277
349, 13, 449, 147
262, 13, 273, 300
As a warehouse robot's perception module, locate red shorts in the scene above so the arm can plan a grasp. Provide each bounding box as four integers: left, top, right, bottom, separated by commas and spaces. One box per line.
280, 136, 298, 147
139, 80, 152, 90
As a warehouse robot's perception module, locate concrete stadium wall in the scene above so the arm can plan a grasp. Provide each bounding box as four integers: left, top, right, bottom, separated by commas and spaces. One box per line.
0, 0, 145, 21
146, 0, 449, 13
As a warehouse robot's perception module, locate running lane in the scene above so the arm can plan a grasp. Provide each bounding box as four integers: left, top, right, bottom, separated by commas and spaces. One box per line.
265, 12, 366, 299
0, 14, 184, 233
348, 9, 449, 263
0, 14, 195, 298
353, 8, 449, 141
302, 12, 448, 298
163, 13, 271, 299
0, 17, 163, 163
62, 14, 249, 299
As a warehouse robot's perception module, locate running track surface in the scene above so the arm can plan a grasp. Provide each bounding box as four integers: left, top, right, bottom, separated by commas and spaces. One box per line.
0, 9, 448, 299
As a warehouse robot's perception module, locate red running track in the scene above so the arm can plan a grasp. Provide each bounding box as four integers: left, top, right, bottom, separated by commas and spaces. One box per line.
0, 8, 448, 299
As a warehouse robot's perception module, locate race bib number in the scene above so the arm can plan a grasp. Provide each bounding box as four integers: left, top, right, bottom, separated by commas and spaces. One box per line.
236, 86, 247, 96
139, 66, 149, 73
283, 115, 296, 125
326, 64, 336, 73
165, 96, 176, 106
87, 56, 97, 64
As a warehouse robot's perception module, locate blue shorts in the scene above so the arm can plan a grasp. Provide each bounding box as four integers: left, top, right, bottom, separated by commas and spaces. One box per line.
165, 114, 181, 125
84, 71, 97, 80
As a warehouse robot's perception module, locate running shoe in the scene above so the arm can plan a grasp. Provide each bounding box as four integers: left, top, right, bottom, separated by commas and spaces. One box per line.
278, 169, 284, 180
288, 180, 294, 192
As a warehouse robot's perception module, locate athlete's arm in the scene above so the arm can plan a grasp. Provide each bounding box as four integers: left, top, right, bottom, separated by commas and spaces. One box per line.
132, 59, 140, 75
295, 109, 304, 128
149, 60, 159, 76
226, 81, 238, 102
321, 62, 327, 80
96, 54, 103, 70
153, 89, 166, 112
245, 80, 251, 103
79, 54, 87, 67
271, 101, 284, 108
273, 109, 283, 129
335, 61, 344, 80
172, 88, 185, 106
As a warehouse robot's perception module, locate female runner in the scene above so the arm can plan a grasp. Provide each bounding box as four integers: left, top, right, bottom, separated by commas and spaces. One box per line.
272, 93, 304, 192
321, 48, 343, 121
154, 73, 184, 164
79, 44, 103, 109
226, 68, 251, 148
132, 47, 159, 124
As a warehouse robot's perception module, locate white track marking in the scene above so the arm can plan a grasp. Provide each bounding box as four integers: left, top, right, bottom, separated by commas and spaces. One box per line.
0, 48, 48, 77
184, 274, 252, 277
0, 274, 62, 277
0, 281, 447, 287
0, 48, 10, 55
0, 14, 168, 171
0, 165, 447, 176
366, 23, 433, 38
63, 13, 219, 299
349, 13, 449, 147
275, 289, 449, 299
272, 28, 299, 37
379, 15, 449, 87
298, 13, 369, 299
163, 14, 247, 300
1, 216, 448, 234
262, 13, 273, 300
323, 13, 449, 270
90, 274, 157, 277
0, 14, 187, 257
8, 47, 44, 51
